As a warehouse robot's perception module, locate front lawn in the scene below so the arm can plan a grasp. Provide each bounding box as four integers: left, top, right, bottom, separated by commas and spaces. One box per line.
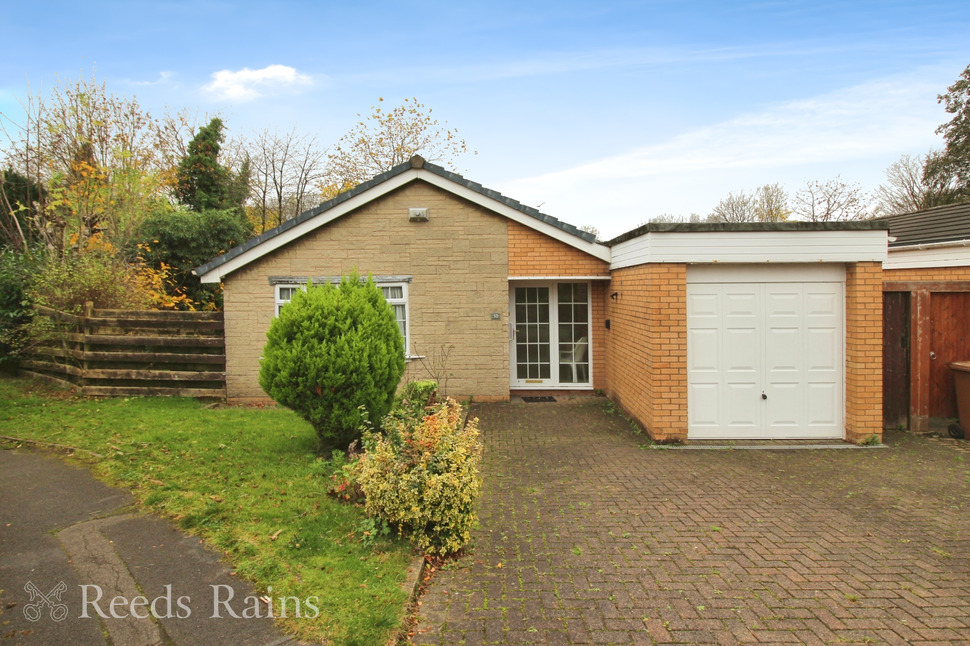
0, 376, 415, 645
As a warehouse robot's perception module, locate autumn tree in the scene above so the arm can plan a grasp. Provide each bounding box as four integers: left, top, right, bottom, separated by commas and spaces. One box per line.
753, 183, 790, 221
0, 73, 194, 254
321, 97, 473, 196
707, 184, 789, 223
248, 128, 326, 232
791, 177, 871, 222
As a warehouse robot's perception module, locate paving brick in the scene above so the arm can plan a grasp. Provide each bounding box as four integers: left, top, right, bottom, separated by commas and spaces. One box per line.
408, 402, 970, 645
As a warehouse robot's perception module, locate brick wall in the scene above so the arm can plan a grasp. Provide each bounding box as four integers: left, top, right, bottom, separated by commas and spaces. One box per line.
222, 181, 510, 402
845, 261, 884, 443
883, 266, 970, 282
508, 220, 610, 390
508, 221, 610, 276
605, 263, 688, 442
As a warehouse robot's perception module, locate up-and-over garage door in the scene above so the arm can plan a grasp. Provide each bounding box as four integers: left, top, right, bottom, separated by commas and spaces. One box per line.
686, 265, 844, 440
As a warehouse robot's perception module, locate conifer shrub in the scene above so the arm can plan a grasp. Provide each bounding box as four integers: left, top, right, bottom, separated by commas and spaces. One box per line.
356, 398, 483, 555
258, 273, 406, 450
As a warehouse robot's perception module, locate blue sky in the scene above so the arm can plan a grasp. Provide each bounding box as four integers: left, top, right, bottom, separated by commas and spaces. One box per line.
2, 1, 969, 237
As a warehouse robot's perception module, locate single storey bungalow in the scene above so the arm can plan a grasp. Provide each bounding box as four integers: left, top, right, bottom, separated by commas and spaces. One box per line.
195, 156, 888, 444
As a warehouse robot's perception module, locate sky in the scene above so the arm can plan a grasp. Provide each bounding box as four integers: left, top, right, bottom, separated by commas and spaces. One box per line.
2, 0, 969, 239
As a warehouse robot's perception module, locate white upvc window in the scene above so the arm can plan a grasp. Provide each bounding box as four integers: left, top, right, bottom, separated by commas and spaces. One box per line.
274, 281, 410, 354
379, 283, 409, 353
275, 284, 304, 316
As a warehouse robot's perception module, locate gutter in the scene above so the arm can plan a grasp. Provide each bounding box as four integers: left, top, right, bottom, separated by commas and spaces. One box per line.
889, 238, 970, 252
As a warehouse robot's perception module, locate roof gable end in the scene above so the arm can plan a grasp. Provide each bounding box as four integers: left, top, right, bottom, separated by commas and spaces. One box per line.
195, 156, 608, 282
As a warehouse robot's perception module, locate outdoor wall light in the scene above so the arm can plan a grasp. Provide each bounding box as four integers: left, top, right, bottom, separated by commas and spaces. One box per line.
408, 207, 430, 222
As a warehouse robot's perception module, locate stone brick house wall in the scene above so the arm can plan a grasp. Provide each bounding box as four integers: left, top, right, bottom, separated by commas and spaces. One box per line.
222, 182, 511, 402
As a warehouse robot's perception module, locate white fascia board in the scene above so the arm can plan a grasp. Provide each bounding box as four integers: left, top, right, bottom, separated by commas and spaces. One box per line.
611, 230, 887, 269
416, 173, 612, 263
884, 242, 970, 269
198, 170, 423, 283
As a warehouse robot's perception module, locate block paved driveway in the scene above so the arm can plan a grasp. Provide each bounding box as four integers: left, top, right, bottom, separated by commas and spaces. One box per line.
410, 399, 970, 645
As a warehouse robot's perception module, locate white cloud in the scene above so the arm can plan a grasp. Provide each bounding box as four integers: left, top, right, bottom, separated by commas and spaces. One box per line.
498, 69, 950, 238
127, 71, 173, 86
202, 65, 313, 102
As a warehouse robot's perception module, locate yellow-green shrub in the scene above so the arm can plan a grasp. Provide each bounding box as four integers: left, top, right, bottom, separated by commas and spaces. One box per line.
356, 398, 482, 555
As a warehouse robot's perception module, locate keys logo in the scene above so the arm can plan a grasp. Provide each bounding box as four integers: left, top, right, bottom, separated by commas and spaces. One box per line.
23, 581, 69, 622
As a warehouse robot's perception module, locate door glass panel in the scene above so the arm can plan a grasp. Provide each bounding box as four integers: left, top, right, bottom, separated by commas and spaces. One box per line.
513, 283, 590, 386
514, 286, 551, 381
557, 283, 590, 384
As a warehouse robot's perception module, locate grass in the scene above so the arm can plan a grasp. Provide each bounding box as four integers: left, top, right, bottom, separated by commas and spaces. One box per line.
0, 376, 415, 645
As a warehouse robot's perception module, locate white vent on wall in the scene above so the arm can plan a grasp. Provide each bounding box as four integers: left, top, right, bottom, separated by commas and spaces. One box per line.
408, 207, 430, 222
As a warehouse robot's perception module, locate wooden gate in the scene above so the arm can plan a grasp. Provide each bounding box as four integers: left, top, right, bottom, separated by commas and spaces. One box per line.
882, 292, 910, 429
930, 292, 970, 418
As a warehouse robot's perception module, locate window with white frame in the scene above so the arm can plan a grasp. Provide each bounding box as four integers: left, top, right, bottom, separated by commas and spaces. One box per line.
380, 284, 409, 352
274, 281, 410, 353
275, 284, 303, 316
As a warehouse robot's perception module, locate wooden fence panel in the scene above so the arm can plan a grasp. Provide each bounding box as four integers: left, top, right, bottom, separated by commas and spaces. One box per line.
21, 303, 226, 398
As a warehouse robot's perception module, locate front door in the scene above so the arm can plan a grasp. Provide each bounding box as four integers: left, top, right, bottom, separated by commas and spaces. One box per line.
510, 283, 591, 389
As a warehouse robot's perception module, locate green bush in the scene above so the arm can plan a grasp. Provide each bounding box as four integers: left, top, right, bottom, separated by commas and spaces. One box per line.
0, 249, 39, 365
394, 379, 438, 418
356, 398, 483, 555
137, 208, 251, 309
30, 248, 150, 313
258, 273, 406, 450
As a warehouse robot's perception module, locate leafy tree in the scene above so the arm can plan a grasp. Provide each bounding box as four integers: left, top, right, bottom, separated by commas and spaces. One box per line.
175, 117, 250, 213
930, 63, 970, 196
258, 273, 406, 451
791, 176, 871, 222
137, 209, 250, 308
321, 97, 473, 196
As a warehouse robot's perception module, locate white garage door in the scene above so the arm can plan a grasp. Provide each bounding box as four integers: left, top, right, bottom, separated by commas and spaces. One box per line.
687, 266, 844, 440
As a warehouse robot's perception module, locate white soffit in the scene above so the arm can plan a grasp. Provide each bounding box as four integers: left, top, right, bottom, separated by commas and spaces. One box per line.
611, 230, 888, 270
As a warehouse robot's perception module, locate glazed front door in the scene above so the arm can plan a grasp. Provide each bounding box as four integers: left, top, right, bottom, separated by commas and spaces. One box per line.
510, 283, 591, 389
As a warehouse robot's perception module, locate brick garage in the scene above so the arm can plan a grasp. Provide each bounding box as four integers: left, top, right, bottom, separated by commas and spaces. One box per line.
604, 223, 888, 443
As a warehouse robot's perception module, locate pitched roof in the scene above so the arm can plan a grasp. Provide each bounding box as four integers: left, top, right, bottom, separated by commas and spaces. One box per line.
194, 155, 602, 281
876, 202, 970, 248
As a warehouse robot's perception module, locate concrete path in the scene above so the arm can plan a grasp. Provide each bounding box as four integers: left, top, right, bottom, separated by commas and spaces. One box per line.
0, 449, 294, 646
411, 399, 970, 645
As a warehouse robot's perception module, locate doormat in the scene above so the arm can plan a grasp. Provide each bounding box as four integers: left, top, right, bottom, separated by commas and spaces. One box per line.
522, 396, 556, 403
